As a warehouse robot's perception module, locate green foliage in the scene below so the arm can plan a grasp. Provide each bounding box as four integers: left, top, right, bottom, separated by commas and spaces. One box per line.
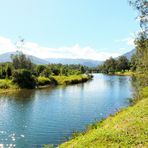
71, 131, 82, 139
129, 0, 148, 87
98, 56, 130, 74
52, 75, 89, 85
37, 76, 51, 86
12, 69, 36, 89
0, 62, 13, 79
130, 54, 137, 71
135, 38, 148, 87
0, 53, 91, 89
0, 79, 12, 89
116, 56, 130, 71
11, 52, 33, 70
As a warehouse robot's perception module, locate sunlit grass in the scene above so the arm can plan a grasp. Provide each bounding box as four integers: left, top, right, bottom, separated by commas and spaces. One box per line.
115, 70, 134, 76
52, 75, 89, 85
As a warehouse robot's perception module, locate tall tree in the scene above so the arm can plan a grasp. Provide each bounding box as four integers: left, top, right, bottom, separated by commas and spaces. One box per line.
116, 56, 130, 71
129, 0, 148, 86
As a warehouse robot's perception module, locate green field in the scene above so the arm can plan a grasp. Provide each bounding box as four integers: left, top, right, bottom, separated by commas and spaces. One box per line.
59, 87, 148, 148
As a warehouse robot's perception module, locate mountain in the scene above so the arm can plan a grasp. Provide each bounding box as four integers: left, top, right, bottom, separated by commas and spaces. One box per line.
45, 58, 103, 67
0, 52, 48, 64
122, 49, 136, 59
0, 52, 102, 67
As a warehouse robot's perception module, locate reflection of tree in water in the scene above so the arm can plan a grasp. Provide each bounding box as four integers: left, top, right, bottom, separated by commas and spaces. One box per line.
0, 89, 36, 104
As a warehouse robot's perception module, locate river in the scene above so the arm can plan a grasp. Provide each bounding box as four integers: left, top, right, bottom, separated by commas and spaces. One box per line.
0, 74, 133, 148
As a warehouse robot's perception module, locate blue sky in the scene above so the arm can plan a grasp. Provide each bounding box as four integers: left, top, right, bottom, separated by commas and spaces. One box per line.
0, 0, 139, 60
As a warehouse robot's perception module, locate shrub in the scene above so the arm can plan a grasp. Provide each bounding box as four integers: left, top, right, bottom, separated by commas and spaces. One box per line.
12, 69, 36, 89
37, 76, 51, 86
0, 79, 11, 89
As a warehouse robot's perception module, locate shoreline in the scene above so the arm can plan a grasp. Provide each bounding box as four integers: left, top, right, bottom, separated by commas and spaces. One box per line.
0, 75, 92, 94
58, 87, 148, 148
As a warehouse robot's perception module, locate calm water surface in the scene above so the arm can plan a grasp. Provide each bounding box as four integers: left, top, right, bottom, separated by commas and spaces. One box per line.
0, 74, 133, 148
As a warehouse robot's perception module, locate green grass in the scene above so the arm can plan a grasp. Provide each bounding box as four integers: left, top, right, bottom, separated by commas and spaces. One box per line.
52, 75, 90, 85
37, 76, 52, 86
0, 79, 18, 93
0, 75, 90, 93
114, 70, 134, 76
0, 79, 17, 89
59, 88, 148, 148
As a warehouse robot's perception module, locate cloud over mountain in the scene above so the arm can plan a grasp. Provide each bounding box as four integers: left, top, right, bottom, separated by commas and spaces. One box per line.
0, 36, 119, 61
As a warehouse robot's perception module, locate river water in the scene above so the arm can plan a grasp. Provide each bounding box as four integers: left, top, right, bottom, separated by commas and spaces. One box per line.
0, 74, 133, 148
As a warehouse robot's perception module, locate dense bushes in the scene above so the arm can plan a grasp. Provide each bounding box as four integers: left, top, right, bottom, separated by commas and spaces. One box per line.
12, 69, 36, 89
52, 75, 90, 85
0, 79, 12, 89
37, 76, 51, 86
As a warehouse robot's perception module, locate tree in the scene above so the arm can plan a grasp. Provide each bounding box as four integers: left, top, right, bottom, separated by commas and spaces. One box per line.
129, 0, 148, 86
130, 54, 137, 71
116, 56, 130, 71
5, 63, 12, 78
11, 52, 33, 70
102, 57, 117, 74
12, 69, 36, 89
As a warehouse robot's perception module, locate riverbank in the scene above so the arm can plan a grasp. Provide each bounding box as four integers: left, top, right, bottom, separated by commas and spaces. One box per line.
0, 74, 92, 94
59, 87, 148, 148
114, 70, 134, 76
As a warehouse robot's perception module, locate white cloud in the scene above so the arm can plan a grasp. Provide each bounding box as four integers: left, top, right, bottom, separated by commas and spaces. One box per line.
0, 36, 119, 61
115, 37, 135, 46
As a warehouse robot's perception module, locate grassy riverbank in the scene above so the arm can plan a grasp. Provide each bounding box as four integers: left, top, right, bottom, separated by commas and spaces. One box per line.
52, 75, 90, 85
59, 87, 148, 148
114, 70, 134, 76
0, 74, 91, 94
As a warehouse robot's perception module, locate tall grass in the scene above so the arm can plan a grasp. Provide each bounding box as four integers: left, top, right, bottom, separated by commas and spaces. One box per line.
52, 75, 89, 85
0, 79, 14, 89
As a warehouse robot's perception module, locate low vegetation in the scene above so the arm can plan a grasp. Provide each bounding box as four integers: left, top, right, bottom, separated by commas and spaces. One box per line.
52, 75, 90, 85
114, 70, 134, 76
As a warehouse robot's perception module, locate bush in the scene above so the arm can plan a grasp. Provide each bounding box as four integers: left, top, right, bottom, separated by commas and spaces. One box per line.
37, 76, 51, 86
0, 79, 11, 89
12, 69, 36, 89
37, 76, 58, 86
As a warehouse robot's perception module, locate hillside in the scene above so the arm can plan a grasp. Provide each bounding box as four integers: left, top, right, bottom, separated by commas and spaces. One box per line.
122, 49, 136, 59
0, 52, 48, 64
59, 87, 148, 148
45, 58, 102, 67
0, 52, 102, 67
0, 49, 135, 67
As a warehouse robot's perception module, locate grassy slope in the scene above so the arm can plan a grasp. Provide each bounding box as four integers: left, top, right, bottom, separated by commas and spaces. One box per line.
60, 88, 148, 148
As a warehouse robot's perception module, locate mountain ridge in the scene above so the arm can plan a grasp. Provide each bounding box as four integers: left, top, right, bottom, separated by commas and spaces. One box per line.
0, 49, 136, 67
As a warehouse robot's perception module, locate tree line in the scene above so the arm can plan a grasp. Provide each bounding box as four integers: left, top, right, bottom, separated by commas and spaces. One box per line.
129, 0, 148, 87
98, 56, 132, 74
0, 52, 90, 88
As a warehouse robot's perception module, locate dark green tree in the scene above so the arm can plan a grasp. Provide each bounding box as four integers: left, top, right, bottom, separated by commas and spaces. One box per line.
129, 0, 148, 86
12, 69, 36, 89
11, 52, 33, 70
116, 56, 130, 71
